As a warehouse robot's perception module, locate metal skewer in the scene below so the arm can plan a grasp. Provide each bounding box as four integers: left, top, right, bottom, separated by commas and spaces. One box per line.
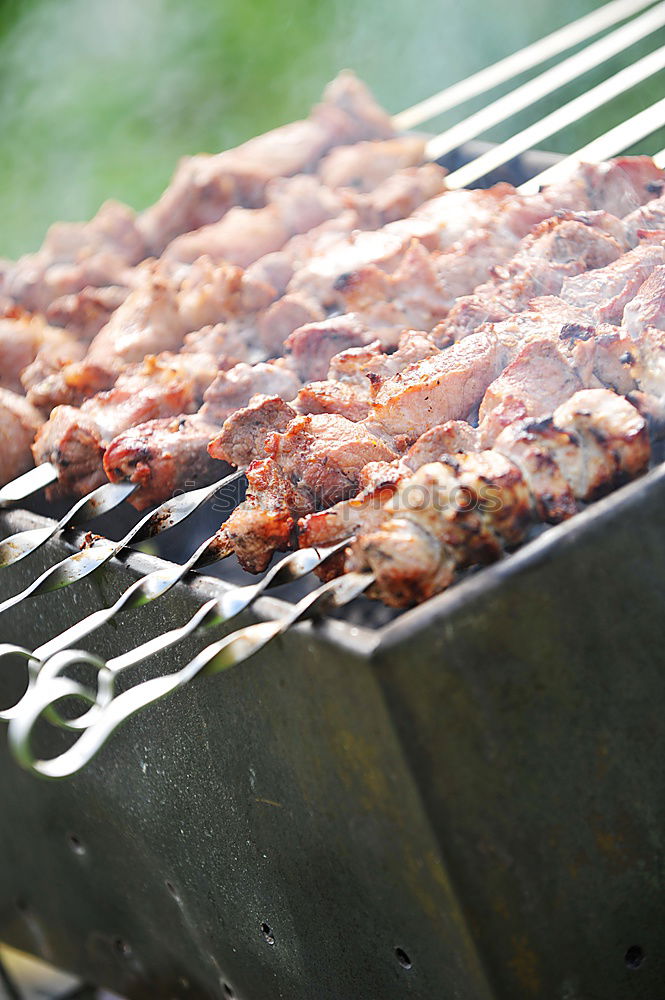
0, 480, 137, 569
394, 0, 657, 130
0, 463, 58, 508
7, 571, 372, 779
444, 43, 665, 190
0, 468, 243, 617
0, 541, 347, 728
423, 3, 665, 162
520, 96, 665, 193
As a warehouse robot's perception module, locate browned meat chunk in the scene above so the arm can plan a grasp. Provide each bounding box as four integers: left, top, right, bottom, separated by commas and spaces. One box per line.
623, 265, 665, 338
201, 360, 301, 425
104, 415, 223, 511
265, 413, 398, 509
402, 421, 480, 469
33, 358, 198, 498
478, 340, 584, 445
294, 380, 371, 421
208, 395, 296, 469
0, 389, 43, 485
285, 315, 373, 381
45, 284, 129, 342
560, 244, 665, 324
370, 330, 506, 440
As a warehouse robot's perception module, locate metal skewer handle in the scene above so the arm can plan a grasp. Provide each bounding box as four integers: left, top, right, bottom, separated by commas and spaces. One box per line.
7, 571, 372, 779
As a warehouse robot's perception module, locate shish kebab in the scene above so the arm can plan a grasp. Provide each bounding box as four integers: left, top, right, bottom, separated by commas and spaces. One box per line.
0, 56, 662, 491
0, 84, 660, 608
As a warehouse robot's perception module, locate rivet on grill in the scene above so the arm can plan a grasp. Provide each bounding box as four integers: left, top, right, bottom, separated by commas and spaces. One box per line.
395, 946, 412, 970
67, 832, 86, 856
260, 922, 275, 946
625, 945, 644, 969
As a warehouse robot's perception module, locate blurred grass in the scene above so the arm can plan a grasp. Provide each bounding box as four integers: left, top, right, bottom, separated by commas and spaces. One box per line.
0, 0, 663, 257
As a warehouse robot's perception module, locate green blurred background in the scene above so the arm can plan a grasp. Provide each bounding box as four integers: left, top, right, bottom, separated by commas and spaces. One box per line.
0, 0, 663, 258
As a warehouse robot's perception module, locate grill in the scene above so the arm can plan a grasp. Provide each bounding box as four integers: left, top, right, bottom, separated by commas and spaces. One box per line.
2, 3, 665, 996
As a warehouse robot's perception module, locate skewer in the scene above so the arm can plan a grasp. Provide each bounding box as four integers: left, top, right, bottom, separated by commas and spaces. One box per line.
423, 2, 665, 162
654, 146, 665, 167
7, 571, 373, 778
0, 480, 137, 569
0, 541, 347, 726
520, 95, 665, 193
394, 0, 657, 130
0, 462, 58, 508
444, 43, 665, 189
0, 468, 243, 617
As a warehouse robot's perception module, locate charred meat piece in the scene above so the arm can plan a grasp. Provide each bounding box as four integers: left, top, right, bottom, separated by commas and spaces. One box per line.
104, 415, 223, 511
0, 389, 43, 486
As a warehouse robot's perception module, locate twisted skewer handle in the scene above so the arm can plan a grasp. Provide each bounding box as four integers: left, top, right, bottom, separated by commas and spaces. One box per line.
8, 571, 371, 779
0, 480, 137, 569
0, 469, 243, 616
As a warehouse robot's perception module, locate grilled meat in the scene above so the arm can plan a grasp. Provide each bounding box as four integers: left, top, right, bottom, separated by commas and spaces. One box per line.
0, 389, 44, 485
341, 390, 649, 606
138, 71, 395, 255
103, 414, 223, 510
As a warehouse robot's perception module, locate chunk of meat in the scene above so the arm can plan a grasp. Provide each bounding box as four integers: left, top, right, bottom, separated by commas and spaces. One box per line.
621, 191, 665, 246
175, 256, 277, 332
349, 164, 447, 228
265, 413, 398, 509
560, 243, 665, 324
258, 293, 325, 356
104, 415, 223, 511
285, 315, 373, 381
5, 201, 144, 312
138, 71, 395, 254
45, 284, 129, 342
402, 421, 480, 469
0, 389, 43, 485
163, 176, 344, 267
0, 315, 83, 395
294, 379, 371, 421
208, 395, 297, 469
440, 214, 624, 342
201, 360, 301, 425
622, 265, 665, 338
478, 339, 584, 445
333, 240, 452, 348
370, 330, 506, 440
219, 459, 314, 573
318, 135, 426, 190
33, 358, 198, 498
